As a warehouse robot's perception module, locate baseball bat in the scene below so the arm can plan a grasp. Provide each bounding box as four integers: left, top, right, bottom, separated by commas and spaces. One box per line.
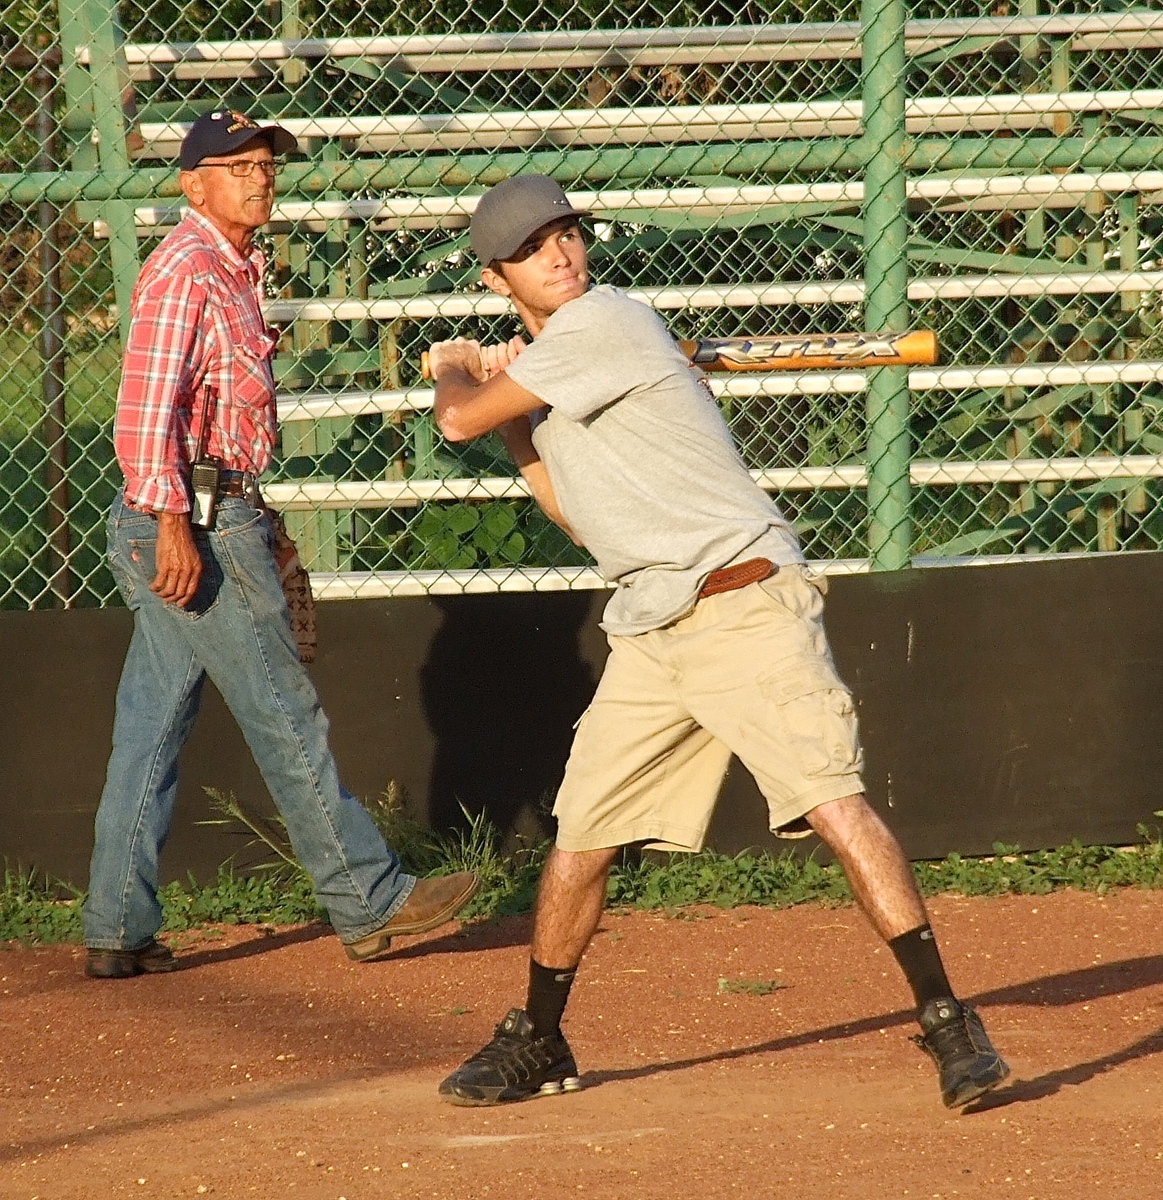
676, 329, 938, 371
420, 330, 937, 379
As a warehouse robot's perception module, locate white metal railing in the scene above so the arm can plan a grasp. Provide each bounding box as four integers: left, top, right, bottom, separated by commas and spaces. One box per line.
261, 271, 1163, 325
134, 89, 1163, 157
306, 547, 1149, 600
89, 12, 1163, 79
276, 360, 1163, 423
265, 451, 1163, 511
95, 172, 1163, 238
308, 565, 610, 600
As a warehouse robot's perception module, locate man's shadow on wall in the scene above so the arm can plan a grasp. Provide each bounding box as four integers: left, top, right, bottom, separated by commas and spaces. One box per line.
420, 591, 604, 847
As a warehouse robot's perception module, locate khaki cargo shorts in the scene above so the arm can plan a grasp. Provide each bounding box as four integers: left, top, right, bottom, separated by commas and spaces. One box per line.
553, 564, 865, 853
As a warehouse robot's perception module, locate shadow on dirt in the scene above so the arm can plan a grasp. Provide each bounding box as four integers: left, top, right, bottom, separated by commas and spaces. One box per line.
967, 1024, 1163, 1112
173, 922, 332, 969
170, 910, 534, 969
586, 952, 1163, 1101
977, 952, 1163, 1008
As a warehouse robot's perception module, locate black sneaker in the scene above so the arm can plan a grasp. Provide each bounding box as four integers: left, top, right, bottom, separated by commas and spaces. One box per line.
913, 997, 1010, 1108
438, 1008, 581, 1106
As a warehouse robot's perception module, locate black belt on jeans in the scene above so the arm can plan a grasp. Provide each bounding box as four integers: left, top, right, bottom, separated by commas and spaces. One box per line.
217, 469, 260, 501
697, 557, 775, 599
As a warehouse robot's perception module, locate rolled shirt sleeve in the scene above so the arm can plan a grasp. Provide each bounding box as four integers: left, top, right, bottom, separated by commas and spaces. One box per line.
114, 273, 209, 513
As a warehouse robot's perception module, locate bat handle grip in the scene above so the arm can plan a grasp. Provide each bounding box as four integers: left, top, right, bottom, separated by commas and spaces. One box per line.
420, 350, 431, 381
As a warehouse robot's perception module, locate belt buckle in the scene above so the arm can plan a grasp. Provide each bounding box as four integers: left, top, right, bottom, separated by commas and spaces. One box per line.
219, 469, 259, 506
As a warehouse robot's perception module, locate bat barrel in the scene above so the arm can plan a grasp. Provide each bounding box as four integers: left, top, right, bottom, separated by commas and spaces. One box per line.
677, 329, 938, 371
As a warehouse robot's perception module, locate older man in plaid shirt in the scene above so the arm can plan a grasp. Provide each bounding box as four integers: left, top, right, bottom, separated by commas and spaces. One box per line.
82, 107, 477, 978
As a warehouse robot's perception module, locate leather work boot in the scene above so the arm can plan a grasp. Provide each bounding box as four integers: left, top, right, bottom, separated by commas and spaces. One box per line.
439, 1008, 581, 1106
913, 996, 1010, 1108
85, 939, 178, 979
343, 871, 479, 961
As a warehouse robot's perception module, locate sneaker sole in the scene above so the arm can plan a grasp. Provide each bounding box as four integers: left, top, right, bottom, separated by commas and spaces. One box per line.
438, 1075, 583, 1107
344, 877, 481, 962
944, 1058, 1011, 1108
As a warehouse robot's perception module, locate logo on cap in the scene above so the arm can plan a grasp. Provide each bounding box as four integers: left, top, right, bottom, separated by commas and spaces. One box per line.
205, 110, 260, 135
226, 111, 259, 134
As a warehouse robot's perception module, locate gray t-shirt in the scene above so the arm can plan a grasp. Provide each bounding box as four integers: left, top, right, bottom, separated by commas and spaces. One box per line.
505, 285, 804, 635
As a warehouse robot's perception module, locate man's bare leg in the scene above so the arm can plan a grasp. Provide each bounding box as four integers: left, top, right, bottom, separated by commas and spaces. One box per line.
808, 791, 952, 1003
807, 792, 1009, 1107
438, 844, 619, 1106
806, 792, 927, 941
531, 844, 621, 967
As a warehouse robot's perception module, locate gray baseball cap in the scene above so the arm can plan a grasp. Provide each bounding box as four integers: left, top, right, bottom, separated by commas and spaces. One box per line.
469, 174, 590, 265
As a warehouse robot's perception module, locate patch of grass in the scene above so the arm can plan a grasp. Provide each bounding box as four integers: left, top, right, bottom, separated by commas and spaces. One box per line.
607, 818, 1163, 910
199, 786, 315, 874
0, 861, 323, 945
607, 848, 854, 910
425, 804, 545, 920
159, 866, 322, 930
6, 812, 1163, 947
0, 865, 84, 945
717, 976, 786, 996
199, 785, 548, 922
911, 827, 1163, 896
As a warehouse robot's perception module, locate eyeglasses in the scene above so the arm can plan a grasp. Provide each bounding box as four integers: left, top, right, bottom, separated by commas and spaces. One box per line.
198, 159, 284, 178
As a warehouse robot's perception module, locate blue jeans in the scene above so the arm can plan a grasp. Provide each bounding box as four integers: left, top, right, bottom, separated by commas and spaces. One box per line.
83, 492, 414, 950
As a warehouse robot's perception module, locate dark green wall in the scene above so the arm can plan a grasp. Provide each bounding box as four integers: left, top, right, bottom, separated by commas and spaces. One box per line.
5, 554, 1162, 887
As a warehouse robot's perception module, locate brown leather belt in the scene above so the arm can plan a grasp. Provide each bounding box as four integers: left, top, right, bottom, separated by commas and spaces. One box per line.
218, 469, 260, 502
697, 557, 775, 599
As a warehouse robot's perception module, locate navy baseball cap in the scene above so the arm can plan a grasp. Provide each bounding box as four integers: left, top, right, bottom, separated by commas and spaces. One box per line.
470, 174, 590, 265
180, 107, 298, 171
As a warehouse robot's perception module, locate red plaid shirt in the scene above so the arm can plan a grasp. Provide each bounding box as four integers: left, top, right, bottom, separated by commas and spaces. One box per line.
114, 208, 278, 513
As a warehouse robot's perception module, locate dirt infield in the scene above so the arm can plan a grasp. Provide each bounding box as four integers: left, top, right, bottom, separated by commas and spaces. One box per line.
3, 888, 1162, 1200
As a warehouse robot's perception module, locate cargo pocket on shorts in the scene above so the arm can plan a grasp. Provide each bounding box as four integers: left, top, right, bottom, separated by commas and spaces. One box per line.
762, 654, 862, 781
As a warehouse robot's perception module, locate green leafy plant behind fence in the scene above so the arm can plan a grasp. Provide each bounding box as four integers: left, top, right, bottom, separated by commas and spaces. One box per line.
3, 0, 1163, 608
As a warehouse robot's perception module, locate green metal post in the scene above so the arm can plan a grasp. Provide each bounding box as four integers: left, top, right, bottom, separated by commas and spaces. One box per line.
862, 0, 911, 571
56, 0, 140, 341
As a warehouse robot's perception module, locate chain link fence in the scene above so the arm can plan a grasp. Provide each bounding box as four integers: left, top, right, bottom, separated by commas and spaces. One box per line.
3, 0, 1163, 607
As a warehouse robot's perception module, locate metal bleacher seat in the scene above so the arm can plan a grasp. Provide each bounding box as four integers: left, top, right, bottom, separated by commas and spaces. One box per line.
73, 9, 1163, 588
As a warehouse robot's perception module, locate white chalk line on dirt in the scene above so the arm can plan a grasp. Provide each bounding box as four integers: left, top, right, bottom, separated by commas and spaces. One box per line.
439, 1126, 666, 1149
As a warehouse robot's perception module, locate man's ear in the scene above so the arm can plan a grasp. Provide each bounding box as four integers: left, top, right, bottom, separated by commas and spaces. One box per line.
179, 169, 204, 207
481, 264, 511, 298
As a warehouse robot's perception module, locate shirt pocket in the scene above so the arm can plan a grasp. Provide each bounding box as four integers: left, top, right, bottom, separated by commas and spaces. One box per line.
229, 331, 276, 410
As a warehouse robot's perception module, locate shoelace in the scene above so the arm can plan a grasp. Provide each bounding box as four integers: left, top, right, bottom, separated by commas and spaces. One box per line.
462, 1029, 567, 1085
469, 1031, 530, 1064
924, 1014, 985, 1060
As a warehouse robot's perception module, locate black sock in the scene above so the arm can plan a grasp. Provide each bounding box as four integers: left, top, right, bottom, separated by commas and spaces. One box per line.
526, 958, 577, 1038
888, 924, 954, 1011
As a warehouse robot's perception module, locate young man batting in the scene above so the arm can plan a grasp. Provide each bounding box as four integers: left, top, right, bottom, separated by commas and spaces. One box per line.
425, 174, 1009, 1110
